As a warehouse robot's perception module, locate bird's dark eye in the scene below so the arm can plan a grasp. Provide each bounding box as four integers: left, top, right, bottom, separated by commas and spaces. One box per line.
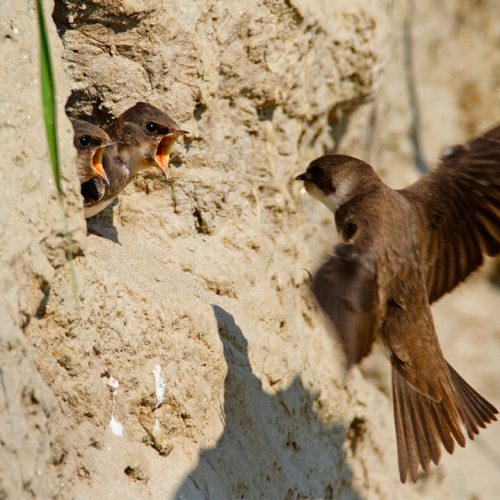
345, 222, 357, 240
79, 135, 91, 147
145, 122, 159, 134
308, 166, 322, 177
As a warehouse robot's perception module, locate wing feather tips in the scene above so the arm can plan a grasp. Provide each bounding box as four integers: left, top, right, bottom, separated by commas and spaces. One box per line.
447, 362, 498, 440
392, 361, 498, 483
311, 244, 377, 367
403, 123, 500, 303
407, 389, 431, 474
392, 369, 408, 483
413, 395, 442, 466
392, 365, 441, 483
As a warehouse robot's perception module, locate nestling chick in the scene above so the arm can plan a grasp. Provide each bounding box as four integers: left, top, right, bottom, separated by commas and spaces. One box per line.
83, 102, 188, 219
71, 119, 110, 183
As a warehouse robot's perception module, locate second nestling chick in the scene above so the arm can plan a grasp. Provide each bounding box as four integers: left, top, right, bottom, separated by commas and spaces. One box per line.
110, 101, 189, 181
71, 119, 110, 206
83, 101, 188, 219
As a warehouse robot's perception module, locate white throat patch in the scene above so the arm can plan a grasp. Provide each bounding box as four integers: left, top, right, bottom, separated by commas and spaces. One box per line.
306, 179, 352, 214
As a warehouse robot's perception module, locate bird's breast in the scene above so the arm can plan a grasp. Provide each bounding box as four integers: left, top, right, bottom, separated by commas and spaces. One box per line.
84, 197, 116, 219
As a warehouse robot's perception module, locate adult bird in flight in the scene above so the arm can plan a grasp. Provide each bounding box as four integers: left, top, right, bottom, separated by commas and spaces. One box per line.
296, 124, 499, 483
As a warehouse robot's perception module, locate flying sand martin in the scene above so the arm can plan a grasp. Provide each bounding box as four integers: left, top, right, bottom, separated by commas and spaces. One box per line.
83, 102, 188, 218
296, 125, 500, 482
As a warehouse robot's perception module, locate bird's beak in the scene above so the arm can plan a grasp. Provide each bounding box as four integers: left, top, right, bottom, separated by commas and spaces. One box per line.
155, 131, 189, 180
91, 147, 110, 185
103, 140, 122, 148
295, 171, 310, 181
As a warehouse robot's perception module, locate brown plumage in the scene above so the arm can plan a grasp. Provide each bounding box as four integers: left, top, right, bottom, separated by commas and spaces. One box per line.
296, 125, 500, 483
84, 102, 188, 219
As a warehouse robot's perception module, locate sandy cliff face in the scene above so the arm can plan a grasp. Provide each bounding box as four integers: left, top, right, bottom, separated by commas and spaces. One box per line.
0, 1, 83, 497
1, 0, 499, 499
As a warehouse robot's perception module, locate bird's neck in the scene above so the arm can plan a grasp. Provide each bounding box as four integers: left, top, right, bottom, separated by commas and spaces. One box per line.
102, 148, 130, 193
125, 155, 148, 178
334, 182, 384, 224
114, 143, 149, 179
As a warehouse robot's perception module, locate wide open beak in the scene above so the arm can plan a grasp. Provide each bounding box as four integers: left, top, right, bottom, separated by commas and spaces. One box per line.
91, 147, 109, 185
155, 131, 189, 180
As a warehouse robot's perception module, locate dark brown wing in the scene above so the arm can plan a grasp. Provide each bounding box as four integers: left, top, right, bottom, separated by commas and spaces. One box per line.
312, 242, 378, 368
400, 124, 500, 303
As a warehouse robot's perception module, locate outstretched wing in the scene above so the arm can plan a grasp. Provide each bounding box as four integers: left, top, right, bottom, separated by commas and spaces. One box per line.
312, 242, 378, 368
400, 124, 500, 303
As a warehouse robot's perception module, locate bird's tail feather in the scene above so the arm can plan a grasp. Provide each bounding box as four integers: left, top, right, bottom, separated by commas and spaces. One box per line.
447, 362, 498, 439
391, 361, 497, 483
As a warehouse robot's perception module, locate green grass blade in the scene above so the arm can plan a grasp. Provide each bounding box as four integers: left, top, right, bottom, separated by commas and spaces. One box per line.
36, 0, 62, 196
36, 0, 79, 303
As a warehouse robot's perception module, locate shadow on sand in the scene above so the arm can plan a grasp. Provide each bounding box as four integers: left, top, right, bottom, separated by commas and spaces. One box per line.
85, 199, 120, 244
175, 305, 363, 499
